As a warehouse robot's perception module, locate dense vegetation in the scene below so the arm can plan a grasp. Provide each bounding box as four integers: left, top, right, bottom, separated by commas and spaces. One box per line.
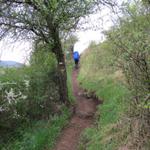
78, 2, 150, 150
0, 0, 101, 104
0, 0, 149, 150
0, 42, 72, 149
78, 42, 130, 150
0, 0, 103, 149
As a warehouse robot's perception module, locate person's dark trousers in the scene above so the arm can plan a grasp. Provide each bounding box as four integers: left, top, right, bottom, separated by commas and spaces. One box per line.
74, 59, 79, 69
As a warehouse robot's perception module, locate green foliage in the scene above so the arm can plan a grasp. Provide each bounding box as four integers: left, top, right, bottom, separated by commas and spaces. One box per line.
79, 41, 115, 82
67, 64, 75, 104
79, 1, 150, 149
27, 44, 58, 119
0, 42, 72, 149
0, 0, 100, 104
142, 0, 150, 5
0, 67, 30, 142
106, 3, 150, 102
78, 41, 130, 150
62, 35, 78, 63
2, 107, 70, 150
62, 35, 78, 51
106, 3, 150, 146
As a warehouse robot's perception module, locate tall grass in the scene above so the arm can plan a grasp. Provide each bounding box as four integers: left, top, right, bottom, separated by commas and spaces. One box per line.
67, 64, 75, 104
0, 49, 73, 149
78, 42, 130, 150
4, 107, 70, 150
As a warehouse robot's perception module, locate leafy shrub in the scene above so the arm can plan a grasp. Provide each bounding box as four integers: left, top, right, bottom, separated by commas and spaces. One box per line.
106, 3, 150, 147
79, 2, 150, 149
3, 107, 70, 150
0, 67, 30, 142
0, 43, 60, 145
26, 47, 58, 120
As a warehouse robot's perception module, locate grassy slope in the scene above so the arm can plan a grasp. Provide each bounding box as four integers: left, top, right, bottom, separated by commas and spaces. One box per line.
78, 42, 130, 150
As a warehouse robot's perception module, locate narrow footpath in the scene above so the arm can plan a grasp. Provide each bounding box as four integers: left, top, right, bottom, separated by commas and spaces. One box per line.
54, 69, 99, 150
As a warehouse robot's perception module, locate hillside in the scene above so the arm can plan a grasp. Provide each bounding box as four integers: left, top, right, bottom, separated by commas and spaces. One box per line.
0, 60, 23, 67
78, 36, 149, 149
78, 41, 130, 150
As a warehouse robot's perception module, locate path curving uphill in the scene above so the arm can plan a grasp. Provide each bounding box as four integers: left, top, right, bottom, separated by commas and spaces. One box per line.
54, 69, 99, 150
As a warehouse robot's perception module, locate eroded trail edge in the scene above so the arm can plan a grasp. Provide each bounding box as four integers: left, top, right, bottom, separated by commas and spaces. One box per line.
54, 69, 99, 150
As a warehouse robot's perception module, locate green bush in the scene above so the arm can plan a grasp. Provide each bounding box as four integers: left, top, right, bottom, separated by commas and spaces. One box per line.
0, 50, 57, 124
26, 48, 58, 120
0, 43, 69, 148
0, 67, 30, 142
106, 3, 150, 147
67, 64, 75, 104
3, 107, 70, 150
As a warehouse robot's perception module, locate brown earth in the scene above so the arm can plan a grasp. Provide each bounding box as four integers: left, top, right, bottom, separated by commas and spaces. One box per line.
54, 69, 100, 150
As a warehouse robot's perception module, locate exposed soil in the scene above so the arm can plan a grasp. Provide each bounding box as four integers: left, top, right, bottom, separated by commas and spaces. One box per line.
54, 69, 99, 150
119, 146, 129, 150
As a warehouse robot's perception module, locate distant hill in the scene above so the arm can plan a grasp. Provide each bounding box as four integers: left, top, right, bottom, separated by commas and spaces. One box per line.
0, 60, 23, 68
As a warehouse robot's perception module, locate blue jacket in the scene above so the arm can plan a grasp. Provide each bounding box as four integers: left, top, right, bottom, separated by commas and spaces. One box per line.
73, 51, 79, 60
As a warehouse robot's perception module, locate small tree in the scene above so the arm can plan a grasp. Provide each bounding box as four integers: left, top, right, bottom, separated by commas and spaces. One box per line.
0, 0, 103, 104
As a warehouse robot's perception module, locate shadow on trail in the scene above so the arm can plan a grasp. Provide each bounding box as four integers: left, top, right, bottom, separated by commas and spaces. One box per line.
54, 69, 100, 150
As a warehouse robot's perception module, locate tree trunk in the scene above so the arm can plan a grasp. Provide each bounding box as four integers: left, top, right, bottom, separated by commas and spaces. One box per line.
51, 28, 69, 104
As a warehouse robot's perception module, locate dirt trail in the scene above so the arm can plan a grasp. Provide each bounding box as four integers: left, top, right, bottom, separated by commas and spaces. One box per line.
54, 69, 99, 150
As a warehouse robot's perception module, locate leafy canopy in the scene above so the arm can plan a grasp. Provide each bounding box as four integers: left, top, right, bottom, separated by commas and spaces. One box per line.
0, 0, 100, 43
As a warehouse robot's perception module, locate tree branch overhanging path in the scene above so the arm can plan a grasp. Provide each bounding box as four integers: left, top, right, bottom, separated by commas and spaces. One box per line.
0, 0, 115, 104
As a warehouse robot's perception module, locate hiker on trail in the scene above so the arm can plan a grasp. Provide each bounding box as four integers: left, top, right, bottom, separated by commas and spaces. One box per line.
73, 51, 80, 69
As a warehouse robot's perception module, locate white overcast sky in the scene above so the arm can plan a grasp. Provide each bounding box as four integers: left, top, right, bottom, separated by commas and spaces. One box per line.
74, 6, 113, 54
0, 2, 120, 64
0, 39, 32, 63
